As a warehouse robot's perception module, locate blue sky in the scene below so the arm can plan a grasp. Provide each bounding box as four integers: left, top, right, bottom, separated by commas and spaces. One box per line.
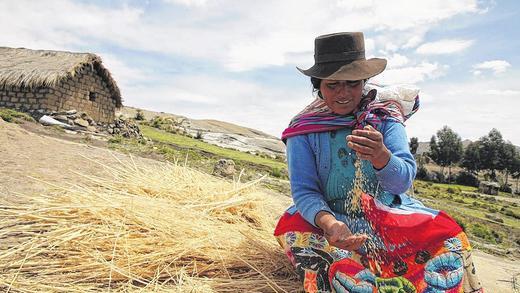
1, 0, 519, 144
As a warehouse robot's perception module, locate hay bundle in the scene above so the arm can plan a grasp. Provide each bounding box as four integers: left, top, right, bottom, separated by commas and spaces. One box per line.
0, 157, 299, 292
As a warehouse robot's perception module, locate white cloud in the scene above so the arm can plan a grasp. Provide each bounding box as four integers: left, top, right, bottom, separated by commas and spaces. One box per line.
0, 0, 485, 72
162, 0, 209, 7
416, 39, 474, 55
386, 54, 410, 69
472, 60, 511, 75
483, 89, 520, 96
406, 73, 520, 145
124, 75, 313, 138
373, 62, 448, 84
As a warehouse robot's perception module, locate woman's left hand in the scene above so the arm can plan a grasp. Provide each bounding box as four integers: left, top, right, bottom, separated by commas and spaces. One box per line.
346, 125, 390, 170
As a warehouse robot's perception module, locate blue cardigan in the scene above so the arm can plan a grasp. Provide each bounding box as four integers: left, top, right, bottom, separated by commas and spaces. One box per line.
285, 121, 417, 228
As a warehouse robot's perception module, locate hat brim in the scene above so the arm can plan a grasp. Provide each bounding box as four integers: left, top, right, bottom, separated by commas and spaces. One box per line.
297, 58, 387, 80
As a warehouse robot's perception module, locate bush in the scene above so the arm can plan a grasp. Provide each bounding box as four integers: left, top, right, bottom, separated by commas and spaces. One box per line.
485, 213, 504, 223
487, 206, 498, 213
108, 135, 123, 144
499, 183, 512, 193
135, 109, 145, 121
0, 108, 35, 123
500, 208, 520, 219
416, 165, 429, 180
447, 187, 460, 194
470, 223, 497, 244
455, 171, 479, 187
432, 171, 446, 183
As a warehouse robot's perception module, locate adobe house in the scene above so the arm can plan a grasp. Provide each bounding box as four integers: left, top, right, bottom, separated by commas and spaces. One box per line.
0, 47, 122, 123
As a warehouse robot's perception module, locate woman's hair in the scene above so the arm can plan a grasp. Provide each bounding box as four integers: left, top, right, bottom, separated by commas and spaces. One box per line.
310, 77, 323, 98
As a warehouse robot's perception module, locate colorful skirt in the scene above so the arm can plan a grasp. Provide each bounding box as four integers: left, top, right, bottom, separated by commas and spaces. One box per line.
274, 193, 483, 293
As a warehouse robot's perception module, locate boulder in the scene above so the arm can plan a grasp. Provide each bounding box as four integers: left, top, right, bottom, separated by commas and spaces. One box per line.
212, 159, 236, 177
74, 118, 89, 128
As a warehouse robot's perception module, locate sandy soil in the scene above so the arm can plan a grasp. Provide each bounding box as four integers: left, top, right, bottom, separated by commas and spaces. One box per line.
1, 119, 518, 292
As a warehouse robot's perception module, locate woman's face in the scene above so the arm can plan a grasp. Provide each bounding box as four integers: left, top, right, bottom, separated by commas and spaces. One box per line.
320, 79, 364, 115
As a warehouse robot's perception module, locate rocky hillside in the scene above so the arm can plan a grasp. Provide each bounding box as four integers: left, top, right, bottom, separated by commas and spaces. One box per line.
119, 107, 286, 158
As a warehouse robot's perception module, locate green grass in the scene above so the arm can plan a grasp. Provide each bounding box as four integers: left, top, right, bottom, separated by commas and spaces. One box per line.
413, 179, 520, 254
140, 125, 286, 171
0, 108, 35, 123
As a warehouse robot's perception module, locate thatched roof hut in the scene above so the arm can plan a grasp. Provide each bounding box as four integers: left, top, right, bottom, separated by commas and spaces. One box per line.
0, 47, 122, 122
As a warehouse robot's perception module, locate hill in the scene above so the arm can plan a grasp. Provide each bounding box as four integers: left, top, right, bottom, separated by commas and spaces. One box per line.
119, 106, 286, 158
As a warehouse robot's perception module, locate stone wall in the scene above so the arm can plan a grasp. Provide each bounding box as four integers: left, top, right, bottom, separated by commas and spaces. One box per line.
0, 64, 118, 123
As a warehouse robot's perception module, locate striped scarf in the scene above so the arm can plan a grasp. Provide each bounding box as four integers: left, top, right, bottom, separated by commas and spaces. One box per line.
281, 84, 420, 142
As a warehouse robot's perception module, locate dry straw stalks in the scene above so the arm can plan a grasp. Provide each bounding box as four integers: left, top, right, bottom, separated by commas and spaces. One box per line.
0, 156, 299, 292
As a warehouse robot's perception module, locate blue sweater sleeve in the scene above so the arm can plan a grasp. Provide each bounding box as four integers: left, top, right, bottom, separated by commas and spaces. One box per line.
375, 121, 417, 194
286, 135, 334, 228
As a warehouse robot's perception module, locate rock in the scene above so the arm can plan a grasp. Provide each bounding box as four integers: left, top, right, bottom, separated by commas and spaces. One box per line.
53, 115, 69, 123
39, 115, 76, 130
108, 128, 114, 134
74, 118, 89, 128
212, 159, 236, 177
65, 109, 77, 115
86, 126, 97, 132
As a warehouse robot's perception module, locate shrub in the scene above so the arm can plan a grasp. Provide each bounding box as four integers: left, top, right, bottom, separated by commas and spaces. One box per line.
470, 223, 496, 244
135, 109, 145, 121
500, 208, 520, 219
455, 171, 479, 187
453, 198, 465, 204
499, 183, 512, 193
416, 165, 429, 180
432, 171, 446, 183
446, 187, 459, 194
484, 213, 504, 223
0, 108, 35, 123
108, 135, 123, 144
487, 206, 498, 213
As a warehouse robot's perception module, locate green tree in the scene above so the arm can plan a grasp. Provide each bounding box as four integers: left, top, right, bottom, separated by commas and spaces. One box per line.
479, 129, 505, 181
428, 126, 463, 183
461, 141, 481, 174
409, 137, 419, 156
512, 155, 520, 194
501, 142, 520, 189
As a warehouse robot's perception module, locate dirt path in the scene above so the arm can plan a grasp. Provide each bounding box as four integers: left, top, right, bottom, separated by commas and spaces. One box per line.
1, 119, 518, 292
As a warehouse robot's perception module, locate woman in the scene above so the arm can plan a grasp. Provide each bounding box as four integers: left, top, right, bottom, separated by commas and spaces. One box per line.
274, 32, 483, 293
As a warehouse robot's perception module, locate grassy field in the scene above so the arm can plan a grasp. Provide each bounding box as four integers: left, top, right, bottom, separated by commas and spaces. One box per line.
413, 180, 519, 255
140, 125, 286, 171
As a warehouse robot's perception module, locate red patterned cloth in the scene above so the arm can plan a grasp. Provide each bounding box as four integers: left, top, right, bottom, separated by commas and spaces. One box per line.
274, 192, 484, 293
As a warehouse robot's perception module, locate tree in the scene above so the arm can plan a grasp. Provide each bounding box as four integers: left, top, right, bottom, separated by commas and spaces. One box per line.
512, 154, 520, 194
479, 129, 505, 181
428, 126, 463, 183
409, 137, 419, 156
500, 142, 518, 186
461, 141, 481, 174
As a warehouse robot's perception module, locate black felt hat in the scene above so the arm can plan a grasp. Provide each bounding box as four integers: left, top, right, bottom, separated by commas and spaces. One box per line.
297, 32, 387, 80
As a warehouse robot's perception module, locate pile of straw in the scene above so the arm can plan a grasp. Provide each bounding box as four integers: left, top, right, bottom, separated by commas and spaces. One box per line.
0, 157, 299, 292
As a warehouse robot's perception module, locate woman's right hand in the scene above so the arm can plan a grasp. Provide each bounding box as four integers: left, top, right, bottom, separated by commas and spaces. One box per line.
316, 211, 368, 251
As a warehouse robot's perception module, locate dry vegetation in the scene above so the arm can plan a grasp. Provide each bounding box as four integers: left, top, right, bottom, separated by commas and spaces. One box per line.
0, 156, 299, 292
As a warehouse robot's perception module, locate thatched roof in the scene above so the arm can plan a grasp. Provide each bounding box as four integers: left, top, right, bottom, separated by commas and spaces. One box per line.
0, 47, 122, 107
